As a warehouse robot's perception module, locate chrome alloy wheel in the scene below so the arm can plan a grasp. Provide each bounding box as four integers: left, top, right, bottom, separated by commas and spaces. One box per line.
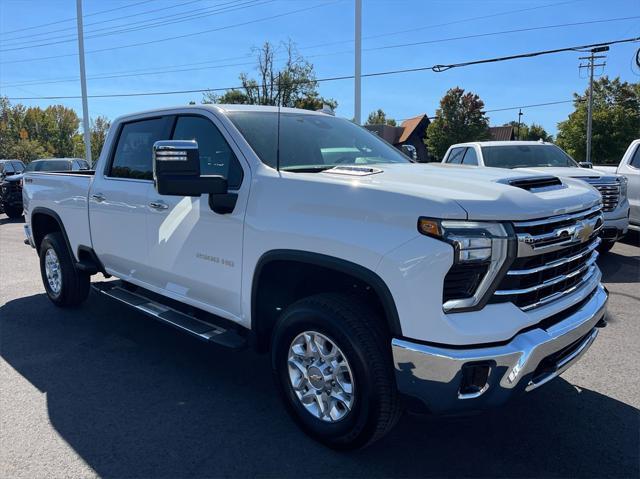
287, 331, 355, 422
44, 248, 62, 294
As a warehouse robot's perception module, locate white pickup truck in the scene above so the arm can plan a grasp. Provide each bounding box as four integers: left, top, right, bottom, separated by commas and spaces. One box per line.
594, 139, 640, 232
442, 141, 630, 252
23, 105, 608, 449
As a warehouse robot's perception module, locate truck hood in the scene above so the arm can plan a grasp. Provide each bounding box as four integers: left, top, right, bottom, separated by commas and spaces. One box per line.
315, 163, 601, 221
515, 166, 607, 179
4, 173, 23, 183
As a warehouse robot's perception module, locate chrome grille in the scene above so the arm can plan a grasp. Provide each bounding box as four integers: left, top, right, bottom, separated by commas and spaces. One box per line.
577, 177, 620, 212
491, 205, 603, 311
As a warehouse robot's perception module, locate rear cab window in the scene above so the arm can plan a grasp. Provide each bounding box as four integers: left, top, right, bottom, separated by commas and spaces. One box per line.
108, 116, 173, 180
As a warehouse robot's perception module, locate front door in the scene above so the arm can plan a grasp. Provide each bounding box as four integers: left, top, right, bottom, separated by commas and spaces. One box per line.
89, 116, 173, 281
144, 113, 248, 321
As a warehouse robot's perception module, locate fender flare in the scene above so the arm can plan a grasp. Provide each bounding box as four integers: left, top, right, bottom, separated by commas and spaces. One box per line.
30, 207, 75, 260
251, 249, 402, 337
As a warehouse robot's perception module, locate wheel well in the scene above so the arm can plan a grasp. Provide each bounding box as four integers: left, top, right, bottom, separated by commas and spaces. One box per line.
251, 253, 401, 352
31, 212, 63, 253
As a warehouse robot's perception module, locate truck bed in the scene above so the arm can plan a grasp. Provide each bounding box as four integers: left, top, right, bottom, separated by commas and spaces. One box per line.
23, 171, 93, 260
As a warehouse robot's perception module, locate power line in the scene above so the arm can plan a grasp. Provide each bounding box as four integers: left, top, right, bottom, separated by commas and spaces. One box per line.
5, 37, 638, 101
0, 0, 273, 52
2, 16, 634, 89
0, 0, 157, 36
0, 1, 341, 65
0, 0, 204, 42
364, 16, 640, 54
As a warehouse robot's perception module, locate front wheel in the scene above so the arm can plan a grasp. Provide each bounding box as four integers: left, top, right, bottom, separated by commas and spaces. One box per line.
39, 232, 90, 307
3, 205, 23, 218
271, 293, 401, 449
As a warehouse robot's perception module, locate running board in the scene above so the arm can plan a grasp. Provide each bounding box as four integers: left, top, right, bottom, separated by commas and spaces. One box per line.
92, 281, 247, 349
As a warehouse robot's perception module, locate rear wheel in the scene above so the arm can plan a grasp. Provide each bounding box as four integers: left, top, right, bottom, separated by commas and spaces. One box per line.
39, 232, 90, 307
271, 293, 401, 449
4, 205, 23, 218
597, 240, 615, 254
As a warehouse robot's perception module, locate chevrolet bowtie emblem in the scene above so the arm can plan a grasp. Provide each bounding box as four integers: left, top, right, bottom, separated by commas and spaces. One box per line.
573, 220, 594, 243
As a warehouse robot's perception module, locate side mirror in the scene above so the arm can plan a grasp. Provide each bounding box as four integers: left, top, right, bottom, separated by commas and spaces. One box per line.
153, 140, 227, 196
401, 144, 417, 161
579, 161, 593, 169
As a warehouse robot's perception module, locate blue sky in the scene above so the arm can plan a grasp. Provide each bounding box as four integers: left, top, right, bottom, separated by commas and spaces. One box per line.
1, 0, 639, 134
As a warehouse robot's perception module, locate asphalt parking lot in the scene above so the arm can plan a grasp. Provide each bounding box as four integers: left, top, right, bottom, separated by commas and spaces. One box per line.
1, 214, 638, 479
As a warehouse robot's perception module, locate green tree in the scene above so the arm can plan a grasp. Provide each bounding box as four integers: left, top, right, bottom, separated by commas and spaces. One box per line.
556, 76, 640, 164
90, 116, 110, 162
9, 139, 48, 162
366, 109, 397, 126
202, 40, 337, 111
426, 87, 490, 160
504, 121, 553, 141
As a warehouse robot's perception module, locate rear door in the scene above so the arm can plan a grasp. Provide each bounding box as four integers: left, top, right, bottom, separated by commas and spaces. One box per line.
144, 112, 249, 320
89, 116, 173, 281
621, 143, 640, 224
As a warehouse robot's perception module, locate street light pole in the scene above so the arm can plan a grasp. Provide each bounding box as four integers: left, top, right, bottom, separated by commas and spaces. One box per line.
516, 109, 523, 140
76, 0, 92, 166
354, 0, 362, 125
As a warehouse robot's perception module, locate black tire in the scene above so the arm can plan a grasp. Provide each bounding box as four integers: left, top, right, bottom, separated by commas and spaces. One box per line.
597, 240, 615, 254
39, 232, 90, 307
271, 293, 402, 450
4, 205, 23, 218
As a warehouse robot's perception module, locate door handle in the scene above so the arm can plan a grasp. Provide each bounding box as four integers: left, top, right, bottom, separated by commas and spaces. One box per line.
91, 193, 106, 203
149, 201, 169, 210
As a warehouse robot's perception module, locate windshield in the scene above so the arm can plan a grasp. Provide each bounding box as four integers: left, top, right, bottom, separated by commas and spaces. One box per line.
227, 111, 410, 171
481, 145, 578, 169
25, 160, 72, 172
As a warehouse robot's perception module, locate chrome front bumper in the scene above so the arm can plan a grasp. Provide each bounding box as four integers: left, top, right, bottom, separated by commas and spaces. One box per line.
392, 284, 608, 414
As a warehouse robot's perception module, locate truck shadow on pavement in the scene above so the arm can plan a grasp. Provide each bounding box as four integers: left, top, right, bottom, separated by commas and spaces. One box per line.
1, 291, 638, 478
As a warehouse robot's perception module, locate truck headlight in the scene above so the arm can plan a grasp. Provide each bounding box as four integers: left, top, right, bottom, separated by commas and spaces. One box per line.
619, 176, 628, 201
418, 218, 515, 312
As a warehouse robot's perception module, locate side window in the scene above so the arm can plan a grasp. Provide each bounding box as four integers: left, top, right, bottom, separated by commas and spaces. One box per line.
630, 145, 640, 168
172, 115, 243, 188
462, 147, 479, 165
446, 147, 466, 164
0, 164, 4, 174
109, 117, 171, 180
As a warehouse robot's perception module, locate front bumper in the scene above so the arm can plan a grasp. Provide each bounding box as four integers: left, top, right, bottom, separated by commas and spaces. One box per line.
601, 209, 629, 242
392, 284, 608, 414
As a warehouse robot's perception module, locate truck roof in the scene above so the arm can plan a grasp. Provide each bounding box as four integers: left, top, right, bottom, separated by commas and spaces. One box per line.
453, 140, 554, 147
113, 104, 331, 123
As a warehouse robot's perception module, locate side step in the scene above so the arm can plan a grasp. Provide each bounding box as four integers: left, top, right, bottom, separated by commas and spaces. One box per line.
92, 281, 247, 349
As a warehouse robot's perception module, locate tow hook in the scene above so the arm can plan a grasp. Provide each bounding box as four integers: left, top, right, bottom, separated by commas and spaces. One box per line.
596, 317, 608, 328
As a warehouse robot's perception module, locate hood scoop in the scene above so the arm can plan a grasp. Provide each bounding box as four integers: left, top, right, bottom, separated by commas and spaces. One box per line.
504, 175, 564, 192
323, 165, 383, 176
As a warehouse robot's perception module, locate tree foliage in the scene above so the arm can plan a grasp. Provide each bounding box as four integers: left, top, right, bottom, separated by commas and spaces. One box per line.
365, 109, 397, 126
0, 97, 110, 163
504, 120, 553, 142
556, 77, 640, 164
202, 40, 337, 111
425, 87, 490, 160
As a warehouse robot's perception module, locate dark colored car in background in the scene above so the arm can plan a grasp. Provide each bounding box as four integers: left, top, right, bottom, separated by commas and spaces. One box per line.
1, 158, 90, 219
0, 159, 26, 218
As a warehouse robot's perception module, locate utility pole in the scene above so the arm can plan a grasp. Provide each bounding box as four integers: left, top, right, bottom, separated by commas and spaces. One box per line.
354, 0, 362, 124
76, 0, 92, 166
516, 109, 523, 140
579, 46, 608, 164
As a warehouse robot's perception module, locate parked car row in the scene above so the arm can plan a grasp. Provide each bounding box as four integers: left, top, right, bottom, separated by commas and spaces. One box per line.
20, 104, 613, 448
442, 140, 636, 253
0, 158, 90, 218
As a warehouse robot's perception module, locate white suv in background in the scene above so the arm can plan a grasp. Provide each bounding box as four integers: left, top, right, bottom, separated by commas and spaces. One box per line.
442, 141, 630, 253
